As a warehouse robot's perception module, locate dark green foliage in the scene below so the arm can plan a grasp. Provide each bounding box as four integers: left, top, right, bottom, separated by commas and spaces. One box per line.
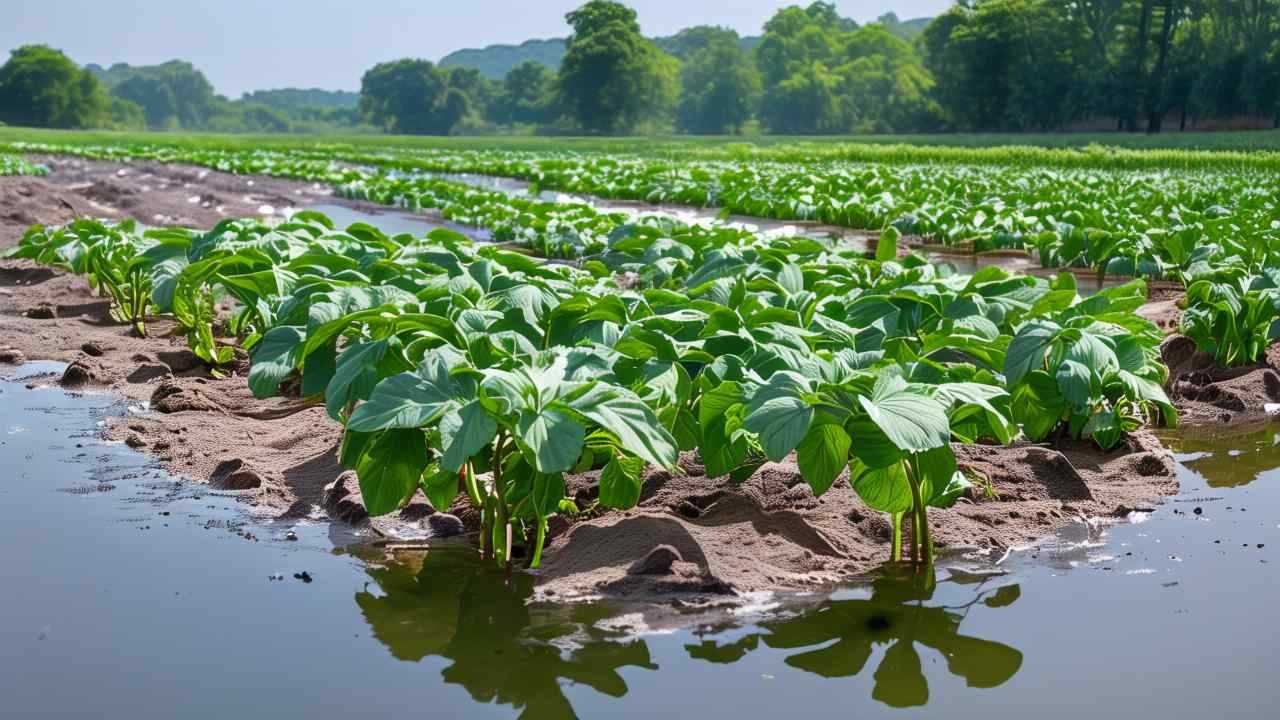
676, 29, 761, 134
492, 61, 557, 126
0, 45, 110, 129
557, 0, 677, 133
359, 59, 469, 135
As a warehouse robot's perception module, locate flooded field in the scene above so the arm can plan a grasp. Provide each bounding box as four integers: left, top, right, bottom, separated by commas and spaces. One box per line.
3, 365, 1276, 719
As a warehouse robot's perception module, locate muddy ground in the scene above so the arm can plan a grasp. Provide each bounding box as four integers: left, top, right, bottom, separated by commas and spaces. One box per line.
0, 155, 1225, 602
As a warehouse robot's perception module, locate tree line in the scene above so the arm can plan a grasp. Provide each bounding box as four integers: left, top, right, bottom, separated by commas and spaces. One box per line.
0, 49, 366, 133
3, 0, 1278, 135
362, 0, 1280, 135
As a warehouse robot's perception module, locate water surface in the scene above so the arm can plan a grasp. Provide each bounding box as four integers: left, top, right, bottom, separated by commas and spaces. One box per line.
2, 367, 1277, 719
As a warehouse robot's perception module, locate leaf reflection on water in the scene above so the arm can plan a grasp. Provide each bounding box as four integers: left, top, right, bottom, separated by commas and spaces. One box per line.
354, 548, 1023, 717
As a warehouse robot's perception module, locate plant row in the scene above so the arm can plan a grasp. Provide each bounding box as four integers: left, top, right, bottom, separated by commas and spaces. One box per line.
13, 139, 1279, 288
7, 210, 1175, 570
0, 154, 47, 176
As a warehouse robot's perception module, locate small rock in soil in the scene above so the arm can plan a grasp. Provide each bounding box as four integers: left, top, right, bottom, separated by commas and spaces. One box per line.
59, 361, 94, 386
0, 349, 25, 364
157, 349, 202, 373
80, 342, 105, 357
629, 545, 683, 576
25, 304, 57, 319
209, 458, 263, 490
426, 513, 465, 538
322, 471, 369, 525
124, 433, 147, 449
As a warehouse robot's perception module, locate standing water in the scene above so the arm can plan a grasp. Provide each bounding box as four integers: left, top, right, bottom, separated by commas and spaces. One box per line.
1, 366, 1277, 718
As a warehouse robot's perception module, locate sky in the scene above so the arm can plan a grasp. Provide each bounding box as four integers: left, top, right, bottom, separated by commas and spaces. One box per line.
4, 0, 954, 98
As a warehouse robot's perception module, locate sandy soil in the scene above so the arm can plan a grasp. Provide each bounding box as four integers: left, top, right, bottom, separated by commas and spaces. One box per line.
0, 156, 1186, 602
1161, 334, 1280, 426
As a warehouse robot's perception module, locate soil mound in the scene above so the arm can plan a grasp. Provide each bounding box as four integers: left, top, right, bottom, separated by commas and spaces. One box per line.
1162, 334, 1280, 426
534, 431, 1176, 600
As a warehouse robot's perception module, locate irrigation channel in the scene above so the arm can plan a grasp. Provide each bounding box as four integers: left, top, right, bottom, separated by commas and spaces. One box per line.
2, 361, 1277, 718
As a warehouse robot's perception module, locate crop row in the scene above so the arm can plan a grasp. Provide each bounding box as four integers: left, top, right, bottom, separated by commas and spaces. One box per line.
0, 154, 47, 177
10, 139, 1278, 370
13, 139, 1280, 286
7, 208, 1175, 569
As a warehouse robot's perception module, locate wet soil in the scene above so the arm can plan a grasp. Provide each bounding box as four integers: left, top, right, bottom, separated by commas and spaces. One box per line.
0, 155, 333, 243
1161, 334, 1280, 427
0, 155, 1184, 603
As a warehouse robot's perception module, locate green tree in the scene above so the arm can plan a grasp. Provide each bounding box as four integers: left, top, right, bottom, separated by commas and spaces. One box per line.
837, 25, 939, 132
759, 60, 844, 134
676, 30, 761, 134
443, 66, 498, 121
359, 59, 462, 135
922, 0, 1083, 131
107, 61, 216, 129
108, 97, 146, 130
557, 0, 677, 133
493, 60, 556, 125
0, 45, 109, 128
114, 74, 179, 128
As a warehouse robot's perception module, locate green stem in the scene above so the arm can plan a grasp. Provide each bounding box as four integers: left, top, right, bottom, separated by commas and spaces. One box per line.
491, 432, 511, 570
530, 517, 547, 569
891, 512, 903, 563
905, 457, 933, 568
463, 462, 484, 509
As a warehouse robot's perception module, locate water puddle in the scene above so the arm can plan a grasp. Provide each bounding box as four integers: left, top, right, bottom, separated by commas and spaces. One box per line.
299, 202, 492, 242
3, 370, 1277, 718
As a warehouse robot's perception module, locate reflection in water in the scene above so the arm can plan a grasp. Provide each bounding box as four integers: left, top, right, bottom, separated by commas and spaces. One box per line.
354, 546, 655, 719
355, 550, 1023, 717
1160, 425, 1280, 488
688, 566, 1023, 709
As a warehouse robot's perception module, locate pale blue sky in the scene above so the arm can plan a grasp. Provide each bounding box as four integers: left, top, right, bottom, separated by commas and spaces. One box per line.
4, 0, 954, 97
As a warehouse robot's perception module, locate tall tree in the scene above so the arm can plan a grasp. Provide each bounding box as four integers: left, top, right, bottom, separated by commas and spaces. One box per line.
359, 59, 463, 135
493, 60, 556, 125
0, 45, 109, 128
557, 0, 677, 133
676, 29, 761, 134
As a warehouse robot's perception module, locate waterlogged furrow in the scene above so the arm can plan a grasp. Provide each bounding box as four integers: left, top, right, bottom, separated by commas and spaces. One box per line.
6, 210, 1176, 571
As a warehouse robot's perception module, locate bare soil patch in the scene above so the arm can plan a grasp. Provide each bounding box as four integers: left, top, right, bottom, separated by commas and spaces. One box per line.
1161, 334, 1280, 427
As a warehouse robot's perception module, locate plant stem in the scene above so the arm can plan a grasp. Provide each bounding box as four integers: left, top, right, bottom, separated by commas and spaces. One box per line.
891, 512, 903, 563
530, 517, 547, 569
491, 432, 511, 570
463, 462, 484, 509
905, 457, 933, 568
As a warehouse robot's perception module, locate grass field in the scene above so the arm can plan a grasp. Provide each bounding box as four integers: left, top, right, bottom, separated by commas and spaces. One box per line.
4, 126, 1280, 171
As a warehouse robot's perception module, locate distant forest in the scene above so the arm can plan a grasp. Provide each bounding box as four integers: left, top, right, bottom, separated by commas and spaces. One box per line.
0, 1, 1276, 136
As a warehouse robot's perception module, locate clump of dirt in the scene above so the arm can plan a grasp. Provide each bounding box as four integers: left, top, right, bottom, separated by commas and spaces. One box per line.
1162, 334, 1280, 426
1137, 288, 1183, 332
532, 431, 1176, 601
75, 180, 140, 210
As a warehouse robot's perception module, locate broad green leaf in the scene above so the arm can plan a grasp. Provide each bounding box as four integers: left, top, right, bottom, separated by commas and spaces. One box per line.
566, 385, 679, 468
744, 396, 813, 462
850, 458, 912, 514
248, 325, 305, 399
439, 400, 498, 472
599, 454, 646, 509
858, 377, 950, 454
347, 371, 458, 432
516, 409, 585, 474
356, 429, 427, 516
797, 423, 851, 497
422, 466, 460, 512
